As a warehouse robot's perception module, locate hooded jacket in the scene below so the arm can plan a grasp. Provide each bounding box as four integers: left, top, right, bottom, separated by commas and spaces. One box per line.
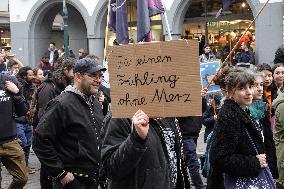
0, 74, 26, 144
272, 89, 284, 182
28, 73, 67, 127
36, 73, 66, 123
33, 86, 104, 181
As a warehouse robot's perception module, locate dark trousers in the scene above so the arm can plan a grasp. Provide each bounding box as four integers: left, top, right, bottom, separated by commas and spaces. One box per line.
53, 177, 98, 189
183, 138, 206, 189
0, 159, 2, 188
40, 165, 53, 189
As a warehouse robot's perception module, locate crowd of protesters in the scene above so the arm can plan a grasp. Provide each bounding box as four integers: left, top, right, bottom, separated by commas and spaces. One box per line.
1, 39, 284, 189
0, 42, 109, 189
199, 42, 284, 189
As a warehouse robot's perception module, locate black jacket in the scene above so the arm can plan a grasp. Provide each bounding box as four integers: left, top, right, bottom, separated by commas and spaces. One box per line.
36, 74, 66, 123
44, 49, 59, 65
0, 74, 26, 144
99, 85, 111, 116
33, 86, 104, 181
15, 78, 35, 124
102, 117, 190, 189
177, 116, 202, 139
236, 50, 255, 65
177, 98, 207, 139
202, 107, 216, 143
208, 99, 265, 189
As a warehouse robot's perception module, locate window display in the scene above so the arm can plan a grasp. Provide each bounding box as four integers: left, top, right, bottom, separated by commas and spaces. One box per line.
0, 29, 11, 50
182, 0, 254, 61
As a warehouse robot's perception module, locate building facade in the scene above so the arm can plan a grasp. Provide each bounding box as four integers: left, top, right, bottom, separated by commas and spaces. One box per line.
0, 0, 11, 50
9, 0, 283, 67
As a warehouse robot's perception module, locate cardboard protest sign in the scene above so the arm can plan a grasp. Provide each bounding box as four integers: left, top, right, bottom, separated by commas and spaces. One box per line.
200, 60, 221, 93
107, 40, 202, 118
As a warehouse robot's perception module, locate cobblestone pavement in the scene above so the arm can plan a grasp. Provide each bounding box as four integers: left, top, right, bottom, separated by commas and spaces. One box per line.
1, 127, 207, 189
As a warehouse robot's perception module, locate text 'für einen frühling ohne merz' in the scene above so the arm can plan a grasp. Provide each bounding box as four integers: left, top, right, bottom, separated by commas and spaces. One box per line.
115, 55, 192, 107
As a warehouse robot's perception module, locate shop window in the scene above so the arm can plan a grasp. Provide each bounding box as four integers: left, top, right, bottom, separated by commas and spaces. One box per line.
182, 0, 254, 59
0, 29, 11, 50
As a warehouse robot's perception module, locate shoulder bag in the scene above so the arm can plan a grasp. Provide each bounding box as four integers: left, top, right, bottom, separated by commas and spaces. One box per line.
224, 128, 276, 189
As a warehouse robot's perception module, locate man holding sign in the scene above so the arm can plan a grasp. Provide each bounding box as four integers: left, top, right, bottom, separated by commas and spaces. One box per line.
103, 40, 200, 189
102, 110, 190, 189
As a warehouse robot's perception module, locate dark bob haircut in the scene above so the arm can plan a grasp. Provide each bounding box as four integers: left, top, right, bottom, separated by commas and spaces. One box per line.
256, 63, 272, 73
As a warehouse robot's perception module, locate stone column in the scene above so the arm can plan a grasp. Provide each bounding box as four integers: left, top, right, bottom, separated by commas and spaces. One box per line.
88, 36, 105, 64
255, 2, 283, 64
10, 22, 29, 66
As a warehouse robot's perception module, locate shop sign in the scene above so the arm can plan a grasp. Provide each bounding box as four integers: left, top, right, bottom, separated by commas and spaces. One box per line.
107, 40, 202, 118
207, 21, 230, 26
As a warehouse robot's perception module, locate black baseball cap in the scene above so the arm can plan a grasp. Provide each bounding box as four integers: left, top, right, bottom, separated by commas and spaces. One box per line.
74, 58, 106, 74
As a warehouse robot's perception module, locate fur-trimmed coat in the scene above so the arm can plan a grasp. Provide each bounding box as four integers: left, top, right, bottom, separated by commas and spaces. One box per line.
207, 99, 265, 189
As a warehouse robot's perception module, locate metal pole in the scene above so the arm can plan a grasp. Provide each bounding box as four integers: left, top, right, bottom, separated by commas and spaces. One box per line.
204, 0, 208, 44
162, 12, 172, 40
63, 0, 69, 58
104, 0, 112, 62
160, 0, 172, 40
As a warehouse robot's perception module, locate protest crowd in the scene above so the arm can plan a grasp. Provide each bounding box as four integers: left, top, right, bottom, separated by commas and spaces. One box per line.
1, 0, 284, 189
1, 38, 284, 189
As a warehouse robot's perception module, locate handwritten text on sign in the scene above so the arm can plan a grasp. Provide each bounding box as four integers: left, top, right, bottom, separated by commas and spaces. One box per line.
107, 40, 202, 118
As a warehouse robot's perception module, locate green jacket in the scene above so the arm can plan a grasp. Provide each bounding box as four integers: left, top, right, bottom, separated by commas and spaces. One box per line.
272, 90, 284, 182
